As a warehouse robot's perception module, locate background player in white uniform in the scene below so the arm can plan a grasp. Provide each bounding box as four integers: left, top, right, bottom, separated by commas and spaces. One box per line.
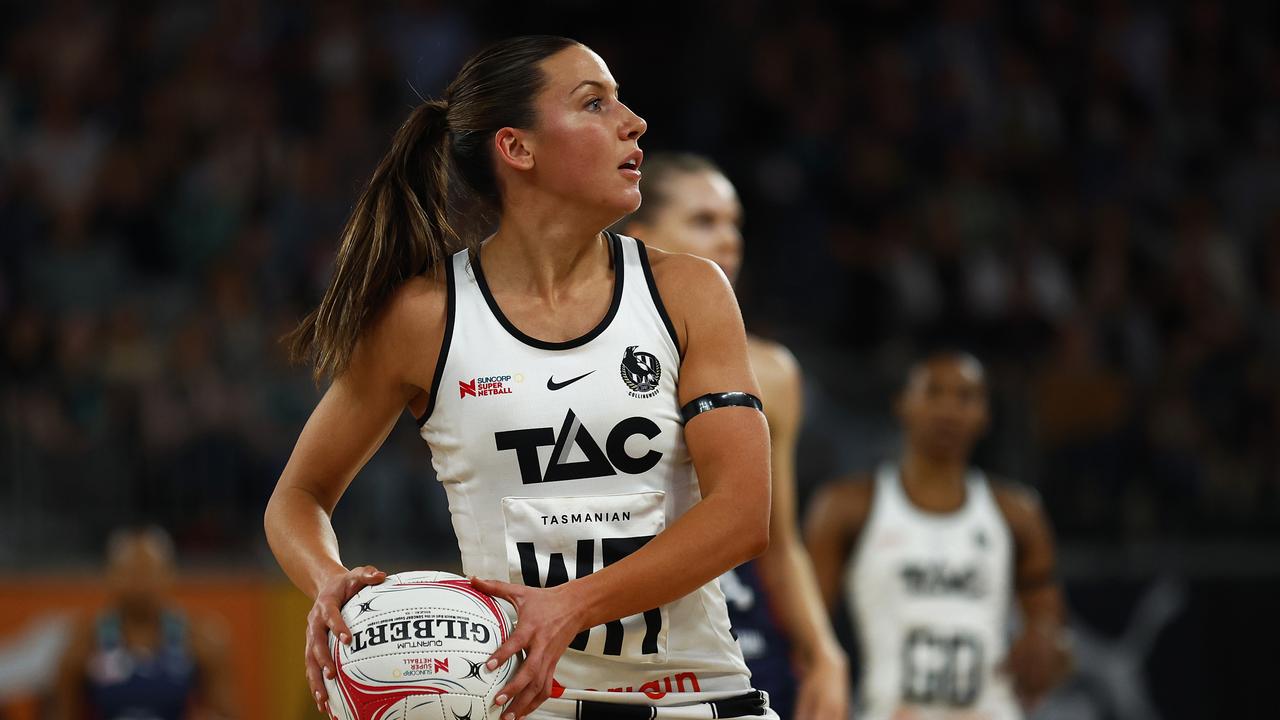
263, 37, 778, 719
805, 352, 1072, 719
619, 153, 849, 719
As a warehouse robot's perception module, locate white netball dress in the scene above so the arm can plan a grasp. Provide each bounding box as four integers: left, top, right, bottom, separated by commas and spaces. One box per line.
845, 464, 1021, 720
418, 232, 773, 717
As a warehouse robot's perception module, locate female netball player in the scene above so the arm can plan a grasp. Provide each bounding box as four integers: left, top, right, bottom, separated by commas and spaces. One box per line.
805, 351, 1073, 719
53, 527, 235, 719
618, 153, 849, 720
264, 37, 777, 719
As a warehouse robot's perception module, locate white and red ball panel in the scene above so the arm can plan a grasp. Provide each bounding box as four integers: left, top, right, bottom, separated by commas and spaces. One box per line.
324, 571, 517, 720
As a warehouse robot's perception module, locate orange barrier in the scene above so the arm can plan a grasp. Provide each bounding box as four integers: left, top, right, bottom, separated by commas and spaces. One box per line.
0, 576, 315, 719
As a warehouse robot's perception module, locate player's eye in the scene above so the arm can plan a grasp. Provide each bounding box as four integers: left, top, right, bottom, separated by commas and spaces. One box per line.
587, 98, 603, 112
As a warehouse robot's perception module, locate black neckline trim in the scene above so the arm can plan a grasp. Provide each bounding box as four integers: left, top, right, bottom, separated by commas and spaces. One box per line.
636, 239, 683, 358
470, 231, 624, 351
416, 256, 457, 427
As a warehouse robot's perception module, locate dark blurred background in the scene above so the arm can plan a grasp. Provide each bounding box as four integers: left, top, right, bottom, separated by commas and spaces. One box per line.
1, 0, 1277, 717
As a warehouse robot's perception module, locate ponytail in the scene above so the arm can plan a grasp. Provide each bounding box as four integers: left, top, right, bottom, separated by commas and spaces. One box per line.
286, 35, 581, 382
286, 100, 456, 382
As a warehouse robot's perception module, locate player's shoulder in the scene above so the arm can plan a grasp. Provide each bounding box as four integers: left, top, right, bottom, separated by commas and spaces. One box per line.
986, 474, 1047, 528
384, 271, 449, 325
747, 335, 801, 384
362, 272, 448, 350
642, 245, 733, 299
810, 471, 876, 527
346, 271, 449, 384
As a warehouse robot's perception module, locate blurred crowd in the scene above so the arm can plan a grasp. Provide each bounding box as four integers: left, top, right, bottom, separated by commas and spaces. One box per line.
2, 0, 1278, 566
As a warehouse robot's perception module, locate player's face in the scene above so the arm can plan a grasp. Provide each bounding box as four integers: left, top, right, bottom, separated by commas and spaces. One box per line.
526, 45, 647, 218
898, 356, 990, 461
636, 170, 744, 283
108, 536, 174, 611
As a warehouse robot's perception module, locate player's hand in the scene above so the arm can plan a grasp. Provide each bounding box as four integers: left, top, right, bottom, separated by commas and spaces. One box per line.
471, 576, 587, 720
1001, 623, 1072, 709
306, 565, 387, 715
794, 644, 851, 720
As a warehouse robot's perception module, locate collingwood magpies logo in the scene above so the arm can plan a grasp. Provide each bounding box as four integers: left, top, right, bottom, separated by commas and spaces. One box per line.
620, 345, 661, 398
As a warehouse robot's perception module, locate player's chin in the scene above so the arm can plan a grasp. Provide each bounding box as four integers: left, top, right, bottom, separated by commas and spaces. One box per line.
603, 185, 642, 216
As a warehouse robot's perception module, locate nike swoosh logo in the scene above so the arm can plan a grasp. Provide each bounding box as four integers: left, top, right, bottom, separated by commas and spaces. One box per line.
547, 371, 595, 391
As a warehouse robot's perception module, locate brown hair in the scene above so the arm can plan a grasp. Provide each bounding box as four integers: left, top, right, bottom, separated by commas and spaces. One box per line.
286, 35, 581, 381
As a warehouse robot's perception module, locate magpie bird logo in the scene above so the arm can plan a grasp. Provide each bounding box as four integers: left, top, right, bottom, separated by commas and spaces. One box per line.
620, 345, 661, 398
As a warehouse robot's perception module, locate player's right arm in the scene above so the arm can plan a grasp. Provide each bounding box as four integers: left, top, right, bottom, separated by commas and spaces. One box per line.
263, 275, 446, 714
803, 475, 873, 612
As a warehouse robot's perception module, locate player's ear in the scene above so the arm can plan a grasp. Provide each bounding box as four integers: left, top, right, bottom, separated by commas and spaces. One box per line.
494, 127, 534, 171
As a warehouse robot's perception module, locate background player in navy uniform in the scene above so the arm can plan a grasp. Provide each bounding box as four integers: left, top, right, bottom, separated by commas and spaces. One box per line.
805, 352, 1072, 719
619, 153, 849, 719
264, 37, 778, 718
53, 526, 234, 720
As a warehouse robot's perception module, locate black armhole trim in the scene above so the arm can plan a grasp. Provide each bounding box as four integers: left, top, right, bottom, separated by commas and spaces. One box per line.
635, 239, 682, 358
680, 391, 763, 424
471, 232, 623, 351
416, 257, 457, 427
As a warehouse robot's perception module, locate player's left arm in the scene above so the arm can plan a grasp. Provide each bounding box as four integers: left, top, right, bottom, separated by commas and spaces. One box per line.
751, 343, 850, 720
189, 615, 237, 719
994, 483, 1074, 708
474, 252, 771, 718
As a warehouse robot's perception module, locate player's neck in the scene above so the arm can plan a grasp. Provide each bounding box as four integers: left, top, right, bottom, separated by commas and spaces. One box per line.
484, 220, 611, 300
899, 450, 968, 513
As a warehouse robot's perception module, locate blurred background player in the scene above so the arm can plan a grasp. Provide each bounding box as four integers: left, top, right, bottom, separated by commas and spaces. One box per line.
53, 526, 234, 720
805, 351, 1071, 719
619, 152, 850, 720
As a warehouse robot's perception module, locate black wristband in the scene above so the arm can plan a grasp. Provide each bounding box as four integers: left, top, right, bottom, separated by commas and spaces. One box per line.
680, 391, 763, 424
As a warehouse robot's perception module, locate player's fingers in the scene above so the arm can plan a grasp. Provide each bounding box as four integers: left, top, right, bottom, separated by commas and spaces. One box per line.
469, 576, 521, 605
320, 600, 352, 646
486, 625, 530, 670
492, 650, 538, 714
308, 613, 338, 681
502, 668, 548, 719
349, 565, 386, 589
305, 660, 326, 710
309, 635, 336, 682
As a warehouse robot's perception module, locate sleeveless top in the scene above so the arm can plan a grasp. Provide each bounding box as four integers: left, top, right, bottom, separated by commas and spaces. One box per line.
720, 561, 797, 715
419, 233, 755, 703
84, 610, 197, 720
845, 464, 1020, 720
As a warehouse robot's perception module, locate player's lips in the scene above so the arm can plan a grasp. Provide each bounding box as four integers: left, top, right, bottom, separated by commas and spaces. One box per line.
618, 149, 643, 179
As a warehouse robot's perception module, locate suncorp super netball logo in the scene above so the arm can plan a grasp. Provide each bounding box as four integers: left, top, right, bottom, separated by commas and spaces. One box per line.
459, 373, 522, 399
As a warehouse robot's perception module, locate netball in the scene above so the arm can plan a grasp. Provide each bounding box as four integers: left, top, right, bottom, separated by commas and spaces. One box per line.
323, 572, 517, 720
